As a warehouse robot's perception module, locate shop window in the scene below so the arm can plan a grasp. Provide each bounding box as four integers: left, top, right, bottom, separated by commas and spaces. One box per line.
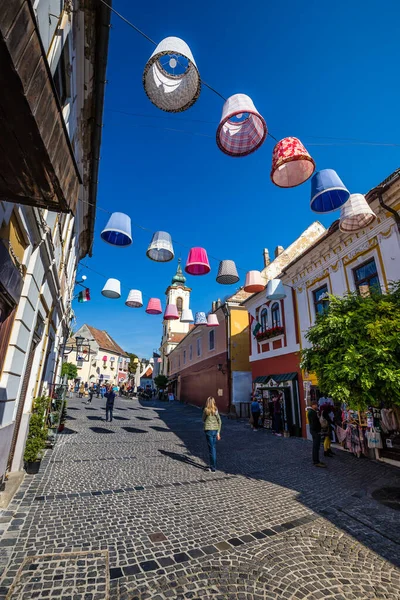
209, 329, 215, 351
260, 308, 268, 331
183, 350, 186, 365
271, 302, 281, 327
197, 338, 202, 357
353, 258, 381, 295
313, 285, 329, 316
176, 297, 183, 317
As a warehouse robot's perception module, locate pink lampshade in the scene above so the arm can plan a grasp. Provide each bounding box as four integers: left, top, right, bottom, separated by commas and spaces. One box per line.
207, 314, 219, 327
244, 271, 265, 293
185, 247, 211, 275
164, 304, 179, 320
102, 356, 107, 361
271, 137, 315, 188
145, 298, 162, 315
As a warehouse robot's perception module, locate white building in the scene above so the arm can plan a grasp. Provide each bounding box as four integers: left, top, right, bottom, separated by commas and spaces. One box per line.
0, 0, 111, 484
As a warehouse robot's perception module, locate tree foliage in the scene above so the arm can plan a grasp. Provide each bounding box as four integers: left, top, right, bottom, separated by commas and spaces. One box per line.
61, 362, 78, 380
126, 353, 138, 375
154, 374, 168, 390
301, 283, 400, 410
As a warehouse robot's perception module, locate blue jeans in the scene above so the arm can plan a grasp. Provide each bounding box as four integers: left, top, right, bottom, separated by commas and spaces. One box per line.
106, 407, 113, 421
205, 430, 218, 470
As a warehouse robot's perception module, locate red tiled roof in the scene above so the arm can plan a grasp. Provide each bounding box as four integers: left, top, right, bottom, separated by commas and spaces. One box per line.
143, 367, 153, 378
85, 325, 128, 356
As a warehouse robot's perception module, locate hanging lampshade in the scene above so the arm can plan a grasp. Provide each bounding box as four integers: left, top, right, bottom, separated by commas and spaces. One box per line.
216, 94, 267, 157
100, 213, 132, 247
266, 279, 286, 301
102, 356, 107, 361
339, 194, 377, 232
149, 358, 154, 364
143, 36, 201, 113
146, 231, 174, 262
180, 308, 194, 323
164, 304, 179, 320
310, 169, 350, 213
185, 247, 211, 275
207, 314, 219, 327
194, 312, 207, 325
244, 271, 265, 293
145, 298, 162, 315
101, 278, 121, 299
125, 289, 143, 308
271, 137, 315, 188
133, 357, 139, 364
216, 260, 240, 285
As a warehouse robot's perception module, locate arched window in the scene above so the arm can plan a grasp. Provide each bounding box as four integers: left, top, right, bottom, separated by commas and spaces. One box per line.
176, 297, 183, 317
271, 302, 281, 327
260, 308, 268, 331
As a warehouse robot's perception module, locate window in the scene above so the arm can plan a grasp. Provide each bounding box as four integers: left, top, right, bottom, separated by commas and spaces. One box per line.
353, 258, 381, 295
176, 297, 183, 317
313, 285, 329, 316
178, 354, 180, 368
271, 302, 281, 327
260, 308, 268, 331
189, 345, 193, 360
183, 350, 186, 364
53, 34, 71, 107
209, 329, 215, 351
197, 338, 202, 357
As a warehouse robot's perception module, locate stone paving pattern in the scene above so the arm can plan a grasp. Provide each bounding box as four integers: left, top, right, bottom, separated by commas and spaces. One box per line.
1, 396, 400, 599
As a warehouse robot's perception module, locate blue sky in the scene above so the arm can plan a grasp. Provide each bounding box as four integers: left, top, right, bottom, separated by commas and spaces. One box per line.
74, 0, 400, 358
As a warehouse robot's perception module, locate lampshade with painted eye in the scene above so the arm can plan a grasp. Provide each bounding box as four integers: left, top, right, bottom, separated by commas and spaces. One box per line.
194, 312, 207, 325
244, 270, 265, 293
180, 308, 194, 323
266, 279, 286, 300
143, 37, 201, 113
125, 289, 143, 308
146, 231, 174, 262
101, 278, 121, 299
216, 260, 240, 284
271, 137, 315, 188
216, 94, 267, 157
185, 247, 211, 275
164, 304, 179, 320
310, 169, 350, 213
100, 213, 132, 247
145, 298, 162, 315
339, 194, 377, 232
207, 314, 219, 327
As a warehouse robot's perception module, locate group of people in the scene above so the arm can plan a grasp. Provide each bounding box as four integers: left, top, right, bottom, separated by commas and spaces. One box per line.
250, 393, 283, 435
68, 381, 119, 422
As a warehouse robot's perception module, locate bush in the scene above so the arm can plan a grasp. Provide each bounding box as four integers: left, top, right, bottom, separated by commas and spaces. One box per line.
154, 375, 168, 390
24, 396, 50, 463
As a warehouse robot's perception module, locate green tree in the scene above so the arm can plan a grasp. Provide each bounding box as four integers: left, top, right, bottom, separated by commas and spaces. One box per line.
154, 374, 168, 390
61, 362, 78, 380
126, 353, 138, 375
301, 283, 400, 410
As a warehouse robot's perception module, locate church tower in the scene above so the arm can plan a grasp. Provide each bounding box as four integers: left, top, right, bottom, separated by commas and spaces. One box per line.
159, 260, 191, 375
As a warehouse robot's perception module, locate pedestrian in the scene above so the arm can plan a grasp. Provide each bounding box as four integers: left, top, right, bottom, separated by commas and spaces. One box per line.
321, 405, 335, 458
250, 397, 261, 431
202, 396, 221, 473
105, 386, 115, 422
307, 400, 326, 468
79, 382, 85, 398
100, 384, 105, 399
84, 382, 88, 391
87, 385, 94, 404
69, 383, 74, 399
272, 394, 283, 436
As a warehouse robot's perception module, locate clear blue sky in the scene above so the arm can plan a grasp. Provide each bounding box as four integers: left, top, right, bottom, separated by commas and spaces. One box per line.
74, 0, 400, 358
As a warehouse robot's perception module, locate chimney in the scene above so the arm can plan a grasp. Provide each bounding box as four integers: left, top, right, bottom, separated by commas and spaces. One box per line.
274, 245, 284, 258
263, 248, 270, 268
212, 301, 216, 312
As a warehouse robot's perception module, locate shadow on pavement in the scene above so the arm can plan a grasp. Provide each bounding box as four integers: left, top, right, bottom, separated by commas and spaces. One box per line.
158, 449, 207, 471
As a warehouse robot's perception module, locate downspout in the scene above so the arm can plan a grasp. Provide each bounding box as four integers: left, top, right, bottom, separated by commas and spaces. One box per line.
222, 304, 232, 415
367, 178, 400, 234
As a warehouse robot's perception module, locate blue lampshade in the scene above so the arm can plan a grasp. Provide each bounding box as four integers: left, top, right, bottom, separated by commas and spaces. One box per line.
101, 212, 132, 247
266, 279, 286, 300
310, 169, 350, 213
194, 311, 207, 325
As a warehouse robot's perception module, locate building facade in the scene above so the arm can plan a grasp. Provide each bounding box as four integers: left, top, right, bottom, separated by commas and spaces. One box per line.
0, 0, 111, 484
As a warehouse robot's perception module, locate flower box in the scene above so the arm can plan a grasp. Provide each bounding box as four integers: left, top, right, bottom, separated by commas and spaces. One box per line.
256, 326, 284, 341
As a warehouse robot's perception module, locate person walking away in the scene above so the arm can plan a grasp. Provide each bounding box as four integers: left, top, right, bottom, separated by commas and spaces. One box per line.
321, 406, 334, 457
307, 401, 326, 467
251, 398, 261, 431
69, 383, 74, 399
202, 397, 221, 472
105, 386, 115, 422
100, 385, 106, 399
87, 385, 94, 404
79, 382, 85, 398
273, 394, 283, 436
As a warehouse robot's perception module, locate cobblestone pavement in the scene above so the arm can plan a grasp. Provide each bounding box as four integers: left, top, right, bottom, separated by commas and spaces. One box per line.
1, 396, 400, 599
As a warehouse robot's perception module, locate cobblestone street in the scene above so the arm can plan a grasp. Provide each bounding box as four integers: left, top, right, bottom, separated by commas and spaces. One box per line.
1, 396, 400, 600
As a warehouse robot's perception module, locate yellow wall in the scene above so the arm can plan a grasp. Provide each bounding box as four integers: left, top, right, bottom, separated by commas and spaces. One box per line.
230, 308, 251, 372
0, 210, 28, 266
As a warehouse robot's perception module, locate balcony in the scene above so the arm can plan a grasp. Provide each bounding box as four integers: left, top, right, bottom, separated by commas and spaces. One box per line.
256, 326, 284, 342
0, 1, 80, 212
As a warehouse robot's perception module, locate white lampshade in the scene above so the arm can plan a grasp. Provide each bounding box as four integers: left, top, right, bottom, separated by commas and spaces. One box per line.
180, 308, 194, 323
207, 314, 219, 327
149, 358, 154, 364
100, 213, 132, 247
125, 289, 143, 308
146, 231, 174, 262
101, 278, 121, 299
266, 279, 286, 300
339, 194, 377, 232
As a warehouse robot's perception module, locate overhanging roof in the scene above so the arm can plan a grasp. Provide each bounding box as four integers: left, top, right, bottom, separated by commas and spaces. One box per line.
253, 372, 298, 384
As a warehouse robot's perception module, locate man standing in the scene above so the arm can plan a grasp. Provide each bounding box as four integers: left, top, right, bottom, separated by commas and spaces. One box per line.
250, 398, 261, 430
105, 386, 115, 422
307, 401, 326, 468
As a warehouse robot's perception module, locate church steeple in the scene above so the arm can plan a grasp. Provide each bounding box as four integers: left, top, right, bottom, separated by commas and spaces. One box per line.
171, 258, 186, 286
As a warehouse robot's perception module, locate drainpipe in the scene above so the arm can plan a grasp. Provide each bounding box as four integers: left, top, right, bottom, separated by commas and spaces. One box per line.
222, 304, 232, 415
367, 179, 400, 234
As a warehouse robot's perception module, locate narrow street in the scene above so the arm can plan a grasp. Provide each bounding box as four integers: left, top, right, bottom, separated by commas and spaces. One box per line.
1, 397, 400, 600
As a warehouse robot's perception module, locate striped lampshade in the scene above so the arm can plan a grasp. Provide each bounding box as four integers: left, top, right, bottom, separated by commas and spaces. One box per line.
217, 94, 267, 157
339, 194, 376, 232
125, 289, 143, 308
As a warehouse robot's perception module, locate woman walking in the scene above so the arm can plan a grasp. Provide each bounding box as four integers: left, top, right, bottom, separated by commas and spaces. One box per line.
202, 397, 221, 473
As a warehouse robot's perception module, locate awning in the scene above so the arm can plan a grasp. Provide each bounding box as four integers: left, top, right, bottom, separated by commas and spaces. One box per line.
253, 372, 297, 384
